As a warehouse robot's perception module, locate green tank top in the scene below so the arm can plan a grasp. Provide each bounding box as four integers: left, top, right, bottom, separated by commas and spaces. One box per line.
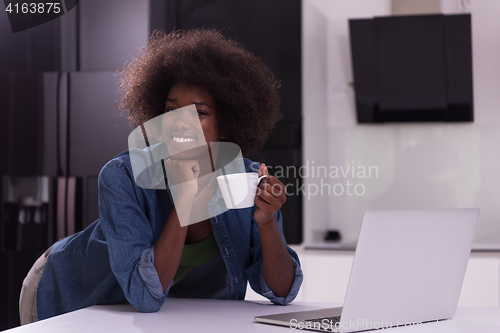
173, 232, 220, 285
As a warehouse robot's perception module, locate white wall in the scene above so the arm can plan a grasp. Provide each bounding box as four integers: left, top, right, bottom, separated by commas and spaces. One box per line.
303, 0, 500, 245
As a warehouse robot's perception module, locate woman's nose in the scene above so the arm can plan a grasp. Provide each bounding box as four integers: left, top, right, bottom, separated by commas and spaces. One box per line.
172, 109, 193, 130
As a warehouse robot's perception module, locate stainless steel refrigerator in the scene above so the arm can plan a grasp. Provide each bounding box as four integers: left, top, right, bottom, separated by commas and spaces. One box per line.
4, 70, 131, 244
1, 71, 131, 328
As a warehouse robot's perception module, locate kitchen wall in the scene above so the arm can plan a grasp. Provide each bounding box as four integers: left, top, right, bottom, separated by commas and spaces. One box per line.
303, 0, 500, 245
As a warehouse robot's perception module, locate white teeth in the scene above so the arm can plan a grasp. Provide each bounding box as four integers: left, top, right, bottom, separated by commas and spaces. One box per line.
173, 136, 196, 143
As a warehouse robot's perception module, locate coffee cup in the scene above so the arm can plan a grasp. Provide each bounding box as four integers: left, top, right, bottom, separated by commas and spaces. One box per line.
216, 173, 268, 209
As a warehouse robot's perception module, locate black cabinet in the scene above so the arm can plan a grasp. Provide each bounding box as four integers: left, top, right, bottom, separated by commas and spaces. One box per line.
0, 250, 44, 330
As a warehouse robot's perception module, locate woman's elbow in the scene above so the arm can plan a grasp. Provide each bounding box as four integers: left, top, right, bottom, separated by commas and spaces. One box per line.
128, 291, 166, 313
133, 300, 162, 313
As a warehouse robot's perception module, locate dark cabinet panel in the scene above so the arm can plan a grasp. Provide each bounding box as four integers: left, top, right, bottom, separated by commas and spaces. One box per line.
79, 0, 149, 70
153, 0, 302, 123
68, 72, 132, 177
247, 148, 302, 244
151, 0, 303, 243
8, 74, 44, 176
7, 73, 62, 177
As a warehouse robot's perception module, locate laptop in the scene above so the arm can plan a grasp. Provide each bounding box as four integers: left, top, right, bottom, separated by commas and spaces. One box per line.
255, 209, 479, 332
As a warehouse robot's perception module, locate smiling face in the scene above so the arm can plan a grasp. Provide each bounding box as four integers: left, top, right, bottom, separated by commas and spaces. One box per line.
162, 82, 221, 159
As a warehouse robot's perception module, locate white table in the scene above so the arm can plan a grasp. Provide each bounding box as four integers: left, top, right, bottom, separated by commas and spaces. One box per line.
5, 299, 500, 333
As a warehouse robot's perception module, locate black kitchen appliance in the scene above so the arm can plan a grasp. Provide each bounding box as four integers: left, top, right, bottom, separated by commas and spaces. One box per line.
349, 14, 473, 123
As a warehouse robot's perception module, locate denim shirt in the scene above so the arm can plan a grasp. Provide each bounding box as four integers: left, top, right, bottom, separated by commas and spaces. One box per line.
36, 149, 303, 320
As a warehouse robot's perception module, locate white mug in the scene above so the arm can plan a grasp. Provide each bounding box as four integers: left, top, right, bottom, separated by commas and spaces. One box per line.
216, 173, 268, 209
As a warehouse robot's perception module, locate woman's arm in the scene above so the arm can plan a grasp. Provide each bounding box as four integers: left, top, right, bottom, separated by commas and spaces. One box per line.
254, 164, 295, 297
154, 158, 199, 292
153, 200, 190, 292
99, 155, 201, 312
99, 160, 170, 312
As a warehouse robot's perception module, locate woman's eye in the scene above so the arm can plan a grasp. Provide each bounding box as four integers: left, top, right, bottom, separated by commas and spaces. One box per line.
164, 108, 206, 116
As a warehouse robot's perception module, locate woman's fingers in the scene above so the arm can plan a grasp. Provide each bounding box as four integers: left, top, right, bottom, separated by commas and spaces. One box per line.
255, 196, 277, 215
164, 158, 200, 181
258, 163, 269, 177
164, 158, 201, 197
190, 160, 200, 179
254, 165, 287, 225
257, 177, 286, 208
259, 176, 285, 196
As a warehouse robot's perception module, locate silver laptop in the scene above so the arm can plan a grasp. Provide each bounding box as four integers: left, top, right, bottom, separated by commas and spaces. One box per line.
255, 209, 479, 332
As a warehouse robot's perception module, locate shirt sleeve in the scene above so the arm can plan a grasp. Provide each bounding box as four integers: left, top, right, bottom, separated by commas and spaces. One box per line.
245, 209, 304, 305
98, 159, 170, 312
258, 251, 303, 305
138, 246, 174, 299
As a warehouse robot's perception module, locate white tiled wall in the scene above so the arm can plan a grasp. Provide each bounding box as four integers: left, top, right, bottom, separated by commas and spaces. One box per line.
246, 249, 500, 307
303, 0, 500, 246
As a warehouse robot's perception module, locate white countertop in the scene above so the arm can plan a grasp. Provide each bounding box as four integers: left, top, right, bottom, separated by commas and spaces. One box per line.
5, 299, 500, 333
302, 242, 500, 252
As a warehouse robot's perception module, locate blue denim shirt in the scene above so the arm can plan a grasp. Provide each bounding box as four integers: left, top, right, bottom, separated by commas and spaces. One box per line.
36, 149, 303, 320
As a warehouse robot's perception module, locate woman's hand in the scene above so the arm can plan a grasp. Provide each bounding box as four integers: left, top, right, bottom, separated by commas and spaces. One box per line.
254, 163, 286, 226
163, 158, 200, 198
253, 163, 294, 297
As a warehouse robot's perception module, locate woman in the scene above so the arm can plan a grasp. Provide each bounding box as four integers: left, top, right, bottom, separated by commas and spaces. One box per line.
19, 29, 303, 324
